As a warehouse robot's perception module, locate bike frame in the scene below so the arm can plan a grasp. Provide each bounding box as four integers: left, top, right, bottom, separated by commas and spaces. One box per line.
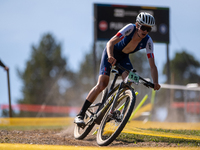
84, 63, 154, 127
88, 71, 122, 125
88, 67, 133, 125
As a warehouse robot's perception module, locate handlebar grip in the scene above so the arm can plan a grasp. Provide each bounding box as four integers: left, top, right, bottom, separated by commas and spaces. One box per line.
144, 82, 154, 88
149, 82, 154, 88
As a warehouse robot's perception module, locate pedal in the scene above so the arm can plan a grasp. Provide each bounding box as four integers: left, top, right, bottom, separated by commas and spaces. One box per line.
77, 122, 86, 129
90, 103, 101, 107
87, 117, 95, 126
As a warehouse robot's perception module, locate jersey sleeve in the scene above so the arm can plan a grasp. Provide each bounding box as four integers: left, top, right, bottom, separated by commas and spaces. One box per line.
146, 37, 154, 59
115, 23, 134, 40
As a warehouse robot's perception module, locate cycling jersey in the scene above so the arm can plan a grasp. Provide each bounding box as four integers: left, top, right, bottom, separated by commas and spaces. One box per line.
114, 23, 154, 58
99, 23, 154, 76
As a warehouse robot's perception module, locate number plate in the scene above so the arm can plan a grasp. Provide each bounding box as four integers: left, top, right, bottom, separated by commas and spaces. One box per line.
126, 72, 139, 84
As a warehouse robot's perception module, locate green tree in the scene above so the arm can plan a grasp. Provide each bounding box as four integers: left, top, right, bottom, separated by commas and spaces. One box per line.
17, 33, 75, 117
163, 50, 200, 85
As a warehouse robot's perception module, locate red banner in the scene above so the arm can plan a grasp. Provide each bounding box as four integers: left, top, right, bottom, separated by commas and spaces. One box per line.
171, 102, 200, 114
0, 104, 81, 114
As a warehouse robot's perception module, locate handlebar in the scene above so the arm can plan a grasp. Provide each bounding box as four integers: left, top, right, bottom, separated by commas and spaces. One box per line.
115, 63, 154, 89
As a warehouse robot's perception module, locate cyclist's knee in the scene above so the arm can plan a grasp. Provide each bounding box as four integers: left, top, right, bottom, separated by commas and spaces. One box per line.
95, 75, 109, 92
96, 82, 107, 92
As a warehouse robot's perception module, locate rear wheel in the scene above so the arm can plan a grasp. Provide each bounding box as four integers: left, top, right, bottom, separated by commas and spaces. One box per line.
96, 89, 136, 146
74, 88, 109, 139
74, 108, 95, 139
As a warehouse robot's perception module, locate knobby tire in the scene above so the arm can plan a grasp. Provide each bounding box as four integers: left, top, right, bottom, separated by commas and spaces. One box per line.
74, 88, 109, 139
96, 89, 136, 146
74, 110, 95, 139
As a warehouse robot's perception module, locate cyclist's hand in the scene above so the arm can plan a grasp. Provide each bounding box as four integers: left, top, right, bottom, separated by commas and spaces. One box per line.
108, 56, 116, 66
154, 83, 161, 90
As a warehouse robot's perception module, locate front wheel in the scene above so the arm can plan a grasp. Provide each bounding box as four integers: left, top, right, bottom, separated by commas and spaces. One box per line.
96, 89, 136, 146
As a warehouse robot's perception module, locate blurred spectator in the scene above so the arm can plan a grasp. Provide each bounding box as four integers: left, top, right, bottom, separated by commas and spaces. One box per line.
0, 59, 9, 71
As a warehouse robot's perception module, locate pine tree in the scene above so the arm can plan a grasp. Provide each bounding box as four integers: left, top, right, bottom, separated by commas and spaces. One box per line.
17, 33, 75, 117
163, 50, 200, 85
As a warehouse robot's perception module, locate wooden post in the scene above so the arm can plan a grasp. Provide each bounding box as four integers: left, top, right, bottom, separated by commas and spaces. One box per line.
166, 44, 170, 84
93, 41, 97, 84
7, 70, 12, 117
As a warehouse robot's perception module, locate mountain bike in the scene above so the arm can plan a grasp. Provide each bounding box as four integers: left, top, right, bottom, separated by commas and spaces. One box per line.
74, 63, 154, 146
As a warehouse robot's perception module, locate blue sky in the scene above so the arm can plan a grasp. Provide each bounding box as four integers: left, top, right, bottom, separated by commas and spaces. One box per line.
1, 0, 200, 108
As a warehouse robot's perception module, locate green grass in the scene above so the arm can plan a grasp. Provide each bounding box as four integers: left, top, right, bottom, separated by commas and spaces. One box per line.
147, 128, 200, 136
117, 128, 200, 147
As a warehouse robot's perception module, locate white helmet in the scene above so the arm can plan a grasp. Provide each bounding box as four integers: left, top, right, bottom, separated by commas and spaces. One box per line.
136, 12, 155, 27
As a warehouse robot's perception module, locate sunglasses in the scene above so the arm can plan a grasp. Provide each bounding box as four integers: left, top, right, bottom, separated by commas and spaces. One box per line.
139, 25, 152, 32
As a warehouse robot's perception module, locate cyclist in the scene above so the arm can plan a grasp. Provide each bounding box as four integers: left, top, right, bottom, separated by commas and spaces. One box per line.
74, 12, 161, 126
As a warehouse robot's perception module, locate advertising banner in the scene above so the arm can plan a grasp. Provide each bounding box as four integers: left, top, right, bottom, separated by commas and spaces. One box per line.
94, 4, 169, 43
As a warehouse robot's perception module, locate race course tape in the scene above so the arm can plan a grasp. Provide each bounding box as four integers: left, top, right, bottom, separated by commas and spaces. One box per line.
0, 143, 199, 150
0, 117, 74, 126
1, 117, 200, 130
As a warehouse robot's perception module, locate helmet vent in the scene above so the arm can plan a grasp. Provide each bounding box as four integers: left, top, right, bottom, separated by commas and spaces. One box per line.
136, 12, 155, 27
148, 16, 151, 24
145, 15, 148, 24
142, 15, 145, 22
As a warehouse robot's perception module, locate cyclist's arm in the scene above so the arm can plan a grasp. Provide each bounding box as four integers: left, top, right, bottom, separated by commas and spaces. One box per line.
107, 23, 134, 65
106, 36, 120, 66
146, 38, 160, 90
148, 58, 160, 90
148, 58, 158, 83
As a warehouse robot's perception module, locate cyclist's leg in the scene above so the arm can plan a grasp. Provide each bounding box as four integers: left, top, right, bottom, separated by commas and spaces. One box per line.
75, 49, 111, 124
74, 75, 109, 124
86, 75, 109, 103
86, 48, 112, 103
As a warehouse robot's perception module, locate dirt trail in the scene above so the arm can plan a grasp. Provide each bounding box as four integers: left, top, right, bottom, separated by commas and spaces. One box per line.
0, 125, 179, 147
